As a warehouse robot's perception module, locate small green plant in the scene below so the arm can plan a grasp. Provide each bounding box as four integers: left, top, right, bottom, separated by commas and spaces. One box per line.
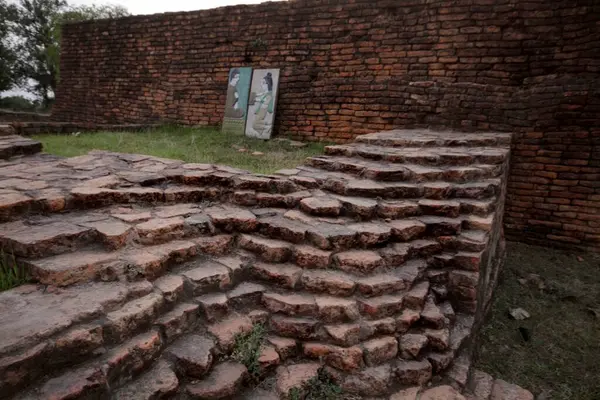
231, 323, 266, 383
290, 368, 343, 400
289, 387, 302, 400
0, 250, 28, 292
249, 38, 267, 49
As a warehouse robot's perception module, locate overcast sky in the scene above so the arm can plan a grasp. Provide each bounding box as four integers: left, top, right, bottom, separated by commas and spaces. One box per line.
70, 0, 277, 15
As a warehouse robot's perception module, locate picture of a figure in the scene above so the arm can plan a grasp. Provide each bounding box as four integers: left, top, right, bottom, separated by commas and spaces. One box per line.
222, 67, 252, 135
245, 69, 280, 139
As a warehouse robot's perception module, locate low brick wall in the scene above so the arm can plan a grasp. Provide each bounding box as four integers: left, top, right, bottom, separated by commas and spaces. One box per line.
0, 110, 51, 122
9, 122, 160, 135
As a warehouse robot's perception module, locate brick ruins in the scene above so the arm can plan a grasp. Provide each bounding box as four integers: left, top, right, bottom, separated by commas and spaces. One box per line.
16, 0, 598, 252
0, 131, 533, 399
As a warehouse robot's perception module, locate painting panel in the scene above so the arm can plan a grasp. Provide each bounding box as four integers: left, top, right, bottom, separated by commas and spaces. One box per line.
245, 69, 280, 140
222, 67, 252, 135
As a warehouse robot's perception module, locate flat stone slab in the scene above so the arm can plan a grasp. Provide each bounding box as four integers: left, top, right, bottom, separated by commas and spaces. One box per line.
0, 281, 151, 356
186, 361, 247, 399
165, 334, 216, 378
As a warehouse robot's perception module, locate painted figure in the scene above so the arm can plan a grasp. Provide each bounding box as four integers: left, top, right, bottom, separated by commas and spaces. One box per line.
245, 69, 279, 139
224, 68, 244, 119
222, 67, 252, 135
250, 73, 274, 136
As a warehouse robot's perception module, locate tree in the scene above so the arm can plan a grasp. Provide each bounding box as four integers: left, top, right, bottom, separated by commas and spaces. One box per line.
11, 0, 67, 106
0, 0, 19, 92
10, 1, 129, 106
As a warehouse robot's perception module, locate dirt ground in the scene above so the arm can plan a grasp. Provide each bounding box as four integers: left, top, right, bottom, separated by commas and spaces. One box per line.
477, 242, 600, 400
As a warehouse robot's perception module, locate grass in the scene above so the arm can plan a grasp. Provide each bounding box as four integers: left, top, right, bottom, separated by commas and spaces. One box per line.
477, 242, 600, 400
231, 323, 267, 383
0, 250, 28, 292
289, 368, 344, 400
33, 126, 328, 174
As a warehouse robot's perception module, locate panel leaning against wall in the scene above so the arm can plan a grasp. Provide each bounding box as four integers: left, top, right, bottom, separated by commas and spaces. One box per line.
245, 69, 280, 140
222, 67, 252, 135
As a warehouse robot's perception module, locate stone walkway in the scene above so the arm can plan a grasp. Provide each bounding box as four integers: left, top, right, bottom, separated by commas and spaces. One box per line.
0, 131, 533, 399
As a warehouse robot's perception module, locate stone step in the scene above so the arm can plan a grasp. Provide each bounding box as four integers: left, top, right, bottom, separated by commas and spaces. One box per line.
466, 369, 535, 400
286, 167, 502, 200
324, 144, 509, 166
25, 235, 233, 286
240, 230, 442, 274
185, 361, 248, 399
354, 129, 512, 148
0, 124, 15, 136
255, 212, 488, 259
263, 291, 409, 323
207, 314, 254, 352
306, 155, 503, 183
0, 135, 42, 160
8, 328, 164, 399
1, 270, 268, 398
68, 184, 222, 211
164, 334, 216, 378
179, 169, 300, 193
0, 220, 96, 258
0, 203, 218, 258
112, 359, 179, 399
197, 281, 267, 322
275, 362, 321, 398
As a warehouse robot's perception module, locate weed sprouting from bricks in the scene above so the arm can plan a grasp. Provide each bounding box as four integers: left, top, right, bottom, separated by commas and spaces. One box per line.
231, 323, 267, 384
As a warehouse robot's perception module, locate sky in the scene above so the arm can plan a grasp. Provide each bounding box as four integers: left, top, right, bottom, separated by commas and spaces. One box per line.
1, 0, 278, 99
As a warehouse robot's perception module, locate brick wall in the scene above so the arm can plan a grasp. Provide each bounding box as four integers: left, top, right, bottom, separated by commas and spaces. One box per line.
52, 0, 600, 251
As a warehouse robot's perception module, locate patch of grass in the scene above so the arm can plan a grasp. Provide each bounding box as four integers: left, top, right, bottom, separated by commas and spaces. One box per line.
33, 126, 328, 174
0, 250, 28, 292
290, 368, 344, 400
477, 242, 600, 400
231, 323, 267, 383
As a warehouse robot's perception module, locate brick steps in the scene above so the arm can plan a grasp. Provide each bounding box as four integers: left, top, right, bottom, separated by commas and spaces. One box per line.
1, 259, 270, 399
0, 129, 513, 399
306, 155, 503, 183
1, 196, 494, 263
355, 130, 512, 148
324, 144, 509, 166
284, 168, 502, 200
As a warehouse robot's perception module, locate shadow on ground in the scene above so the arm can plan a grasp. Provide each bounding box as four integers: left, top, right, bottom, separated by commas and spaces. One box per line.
477, 242, 600, 400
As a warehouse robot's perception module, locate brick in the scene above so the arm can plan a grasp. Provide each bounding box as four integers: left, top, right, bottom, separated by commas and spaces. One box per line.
165, 334, 215, 378
186, 362, 247, 399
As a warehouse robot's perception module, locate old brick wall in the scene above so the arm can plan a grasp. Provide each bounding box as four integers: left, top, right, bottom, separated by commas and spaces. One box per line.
52, 0, 600, 251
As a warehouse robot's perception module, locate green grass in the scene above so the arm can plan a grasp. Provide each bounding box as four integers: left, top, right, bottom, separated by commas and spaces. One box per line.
477, 242, 600, 400
0, 250, 28, 292
33, 126, 328, 174
232, 323, 267, 383
289, 368, 345, 400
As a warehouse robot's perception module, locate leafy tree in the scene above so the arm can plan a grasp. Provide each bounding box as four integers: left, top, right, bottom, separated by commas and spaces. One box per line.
11, 0, 67, 106
10, 1, 129, 106
0, 0, 19, 92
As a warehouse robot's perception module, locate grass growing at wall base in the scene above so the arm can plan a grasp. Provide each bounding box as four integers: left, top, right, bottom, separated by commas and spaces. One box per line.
477, 242, 600, 400
34, 126, 327, 174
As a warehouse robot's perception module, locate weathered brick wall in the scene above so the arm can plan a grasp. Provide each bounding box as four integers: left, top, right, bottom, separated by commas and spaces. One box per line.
51, 0, 600, 251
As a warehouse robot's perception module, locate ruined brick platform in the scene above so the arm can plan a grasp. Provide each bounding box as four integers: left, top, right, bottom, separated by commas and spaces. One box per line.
0, 130, 533, 399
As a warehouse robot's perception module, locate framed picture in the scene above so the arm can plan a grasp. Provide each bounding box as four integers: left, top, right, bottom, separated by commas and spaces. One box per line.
245, 69, 280, 139
222, 67, 252, 135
